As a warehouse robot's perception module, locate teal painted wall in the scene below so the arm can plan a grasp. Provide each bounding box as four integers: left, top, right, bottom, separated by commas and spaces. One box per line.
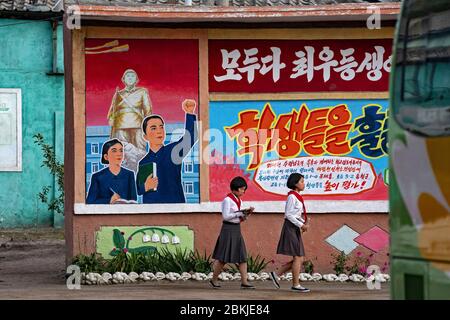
0, 19, 65, 228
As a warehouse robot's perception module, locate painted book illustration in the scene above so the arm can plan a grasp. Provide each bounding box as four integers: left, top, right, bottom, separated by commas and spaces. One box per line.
137, 162, 157, 191
109, 187, 139, 204
113, 199, 138, 204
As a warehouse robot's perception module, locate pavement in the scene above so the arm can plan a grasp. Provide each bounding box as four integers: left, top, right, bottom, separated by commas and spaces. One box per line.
0, 228, 389, 300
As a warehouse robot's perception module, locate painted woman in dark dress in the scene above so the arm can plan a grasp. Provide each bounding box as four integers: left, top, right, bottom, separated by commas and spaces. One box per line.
86, 139, 137, 204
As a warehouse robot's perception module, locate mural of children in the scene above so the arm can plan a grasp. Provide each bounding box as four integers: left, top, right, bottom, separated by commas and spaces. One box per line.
136, 99, 198, 203
86, 139, 137, 204
107, 69, 153, 171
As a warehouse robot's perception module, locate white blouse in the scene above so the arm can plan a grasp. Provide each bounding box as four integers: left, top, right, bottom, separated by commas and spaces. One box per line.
284, 193, 306, 228
221, 195, 245, 223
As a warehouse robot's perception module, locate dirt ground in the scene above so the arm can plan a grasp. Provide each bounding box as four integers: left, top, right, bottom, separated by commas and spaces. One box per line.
0, 228, 390, 300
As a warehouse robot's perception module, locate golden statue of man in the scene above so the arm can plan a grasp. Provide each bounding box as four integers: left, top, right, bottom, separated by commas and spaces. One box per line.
107, 69, 152, 153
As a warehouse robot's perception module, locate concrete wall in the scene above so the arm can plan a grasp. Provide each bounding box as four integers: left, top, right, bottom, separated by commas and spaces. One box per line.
64, 21, 394, 272
0, 19, 64, 228
68, 213, 388, 274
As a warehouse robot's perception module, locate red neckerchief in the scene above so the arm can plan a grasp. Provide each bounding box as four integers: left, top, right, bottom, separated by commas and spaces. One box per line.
288, 191, 307, 223
227, 193, 241, 211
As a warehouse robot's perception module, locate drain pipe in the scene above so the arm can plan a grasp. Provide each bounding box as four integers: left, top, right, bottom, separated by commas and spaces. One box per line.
47, 19, 64, 76
52, 19, 57, 74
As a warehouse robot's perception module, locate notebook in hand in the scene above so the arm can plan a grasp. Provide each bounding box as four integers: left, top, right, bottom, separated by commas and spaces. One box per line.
137, 162, 157, 190
236, 208, 253, 217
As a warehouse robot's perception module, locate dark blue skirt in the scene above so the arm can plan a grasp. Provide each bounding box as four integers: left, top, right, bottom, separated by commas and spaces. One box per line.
212, 222, 247, 263
276, 219, 305, 257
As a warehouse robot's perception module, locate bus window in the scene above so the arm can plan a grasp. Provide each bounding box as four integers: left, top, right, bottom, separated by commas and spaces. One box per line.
393, 3, 450, 137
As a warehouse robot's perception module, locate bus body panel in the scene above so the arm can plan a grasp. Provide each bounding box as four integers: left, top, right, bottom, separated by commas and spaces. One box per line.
389, 0, 450, 299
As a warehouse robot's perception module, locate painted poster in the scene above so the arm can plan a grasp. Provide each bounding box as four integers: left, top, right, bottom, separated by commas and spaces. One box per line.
0, 89, 21, 171
85, 39, 200, 204
208, 99, 388, 201
209, 39, 392, 92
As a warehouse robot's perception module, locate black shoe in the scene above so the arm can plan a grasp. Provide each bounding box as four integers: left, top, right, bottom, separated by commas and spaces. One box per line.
241, 283, 255, 289
291, 285, 310, 292
209, 280, 221, 289
269, 271, 280, 289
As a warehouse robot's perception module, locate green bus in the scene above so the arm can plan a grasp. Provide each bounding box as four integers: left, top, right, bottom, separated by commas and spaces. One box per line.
390, 0, 450, 299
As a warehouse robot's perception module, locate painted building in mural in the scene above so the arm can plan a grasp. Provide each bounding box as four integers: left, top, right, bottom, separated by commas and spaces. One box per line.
0, 1, 64, 228
64, 1, 400, 272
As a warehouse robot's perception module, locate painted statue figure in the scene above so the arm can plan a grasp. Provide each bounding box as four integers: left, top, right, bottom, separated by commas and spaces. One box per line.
107, 69, 153, 171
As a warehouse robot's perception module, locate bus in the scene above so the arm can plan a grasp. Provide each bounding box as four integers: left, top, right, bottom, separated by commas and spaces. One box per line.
389, 0, 450, 299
